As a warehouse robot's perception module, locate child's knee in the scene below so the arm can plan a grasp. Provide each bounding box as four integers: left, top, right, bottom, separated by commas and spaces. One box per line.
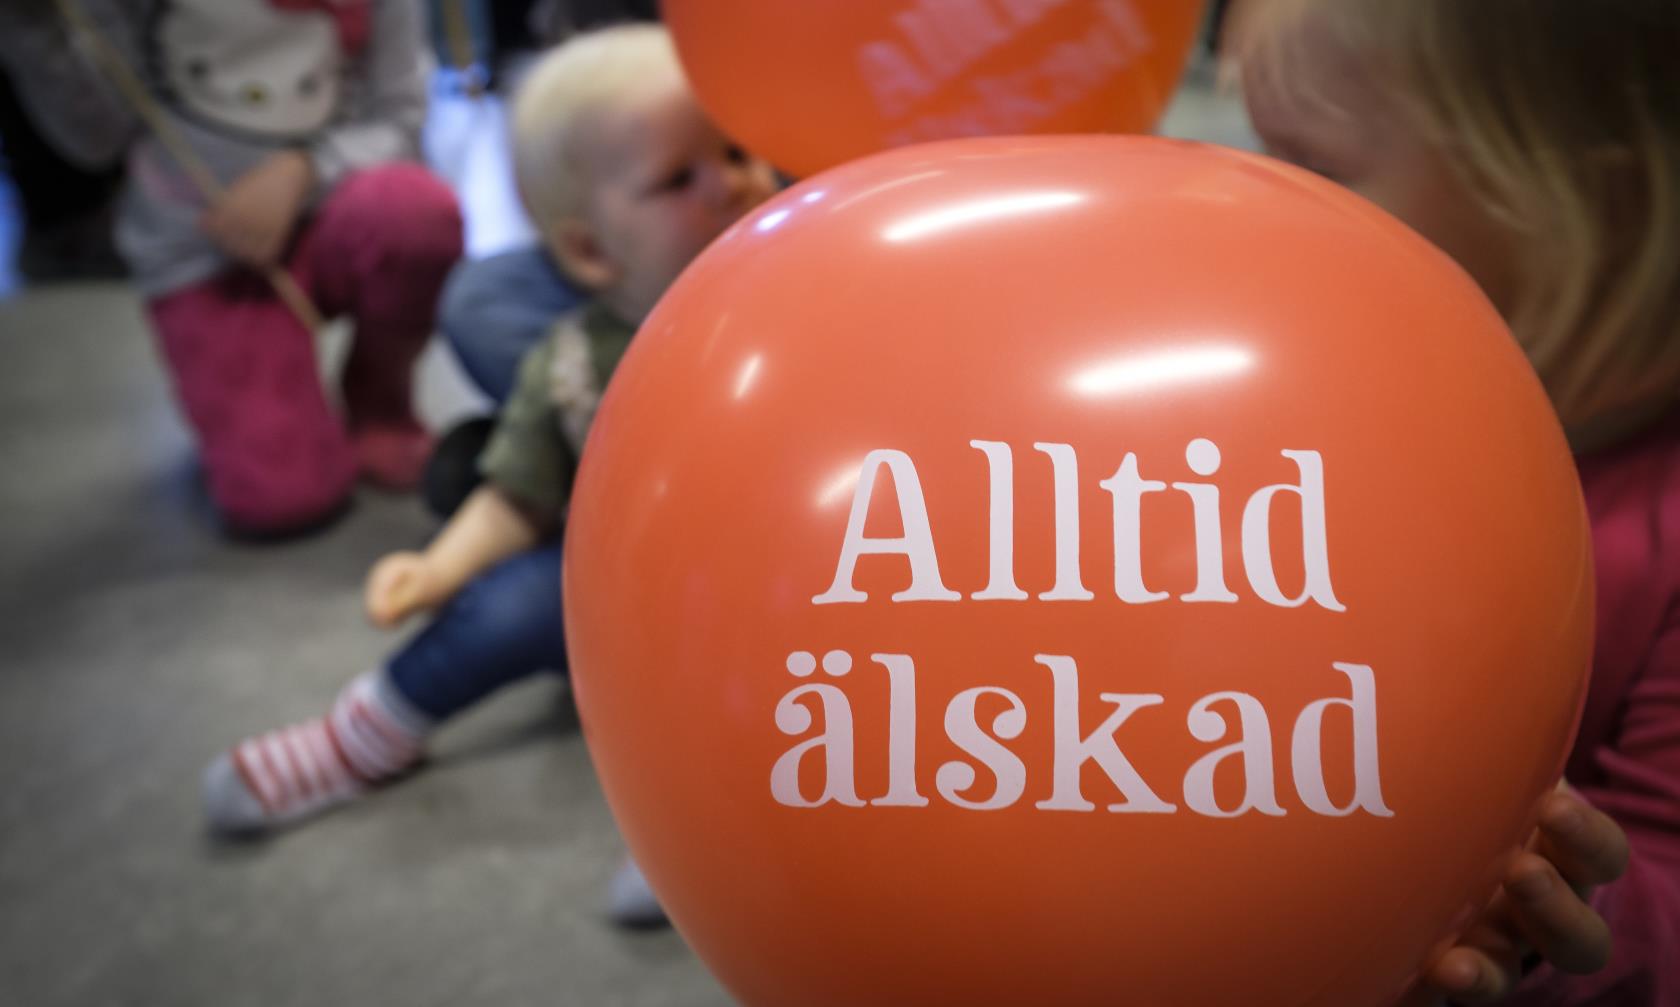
330, 164, 464, 270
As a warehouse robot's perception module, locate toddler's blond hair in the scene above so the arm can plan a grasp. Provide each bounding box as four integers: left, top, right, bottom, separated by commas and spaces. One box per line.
1235, 0, 1680, 432
510, 24, 684, 227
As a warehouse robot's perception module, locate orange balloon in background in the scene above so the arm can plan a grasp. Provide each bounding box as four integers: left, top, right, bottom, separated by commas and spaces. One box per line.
665, 0, 1206, 177
563, 137, 1593, 1007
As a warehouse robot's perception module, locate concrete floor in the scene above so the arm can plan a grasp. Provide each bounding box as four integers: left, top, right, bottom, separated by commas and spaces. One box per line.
0, 64, 1254, 1007
0, 283, 735, 1006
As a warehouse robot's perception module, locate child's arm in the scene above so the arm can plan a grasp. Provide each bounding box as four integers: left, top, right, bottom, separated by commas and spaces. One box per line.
365, 326, 578, 629
364, 485, 552, 628
199, 150, 315, 268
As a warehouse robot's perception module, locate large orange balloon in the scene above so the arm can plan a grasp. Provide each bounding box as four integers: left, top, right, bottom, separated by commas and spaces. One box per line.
564, 137, 1593, 1007
666, 0, 1206, 177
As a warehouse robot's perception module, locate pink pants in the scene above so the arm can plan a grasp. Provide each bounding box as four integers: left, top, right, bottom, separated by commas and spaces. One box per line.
148, 164, 463, 533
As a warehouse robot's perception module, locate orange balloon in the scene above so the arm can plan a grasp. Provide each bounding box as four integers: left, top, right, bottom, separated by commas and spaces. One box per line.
564, 137, 1593, 1007
666, 0, 1206, 177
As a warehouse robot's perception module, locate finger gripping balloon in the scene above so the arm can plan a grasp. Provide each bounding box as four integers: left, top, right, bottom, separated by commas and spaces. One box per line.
564, 136, 1593, 1007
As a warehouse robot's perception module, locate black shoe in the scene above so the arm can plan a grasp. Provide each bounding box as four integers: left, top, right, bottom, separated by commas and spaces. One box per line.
422, 415, 497, 520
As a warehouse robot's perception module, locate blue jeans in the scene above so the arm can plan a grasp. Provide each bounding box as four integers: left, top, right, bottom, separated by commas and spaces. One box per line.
439, 245, 581, 403
387, 543, 566, 720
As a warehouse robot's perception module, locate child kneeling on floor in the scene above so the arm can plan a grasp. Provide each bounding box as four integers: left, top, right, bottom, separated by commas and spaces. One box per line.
201, 23, 777, 925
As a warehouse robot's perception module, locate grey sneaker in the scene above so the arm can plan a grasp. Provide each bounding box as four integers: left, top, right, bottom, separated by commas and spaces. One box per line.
605, 857, 669, 929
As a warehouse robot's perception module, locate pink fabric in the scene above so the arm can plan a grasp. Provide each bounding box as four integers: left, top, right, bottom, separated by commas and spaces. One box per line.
148, 163, 462, 533
1512, 413, 1680, 1006
267, 0, 373, 54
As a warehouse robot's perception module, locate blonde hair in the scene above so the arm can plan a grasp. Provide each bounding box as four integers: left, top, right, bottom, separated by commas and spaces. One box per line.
510, 23, 684, 226
1234, 0, 1680, 432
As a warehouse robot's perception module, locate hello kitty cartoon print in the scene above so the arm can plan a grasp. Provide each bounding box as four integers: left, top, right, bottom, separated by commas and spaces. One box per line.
150, 0, 369, 139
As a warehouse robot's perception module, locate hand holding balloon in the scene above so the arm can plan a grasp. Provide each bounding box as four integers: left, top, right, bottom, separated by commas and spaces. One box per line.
1401, 786, 1629, 1005
200, 150, 313, 269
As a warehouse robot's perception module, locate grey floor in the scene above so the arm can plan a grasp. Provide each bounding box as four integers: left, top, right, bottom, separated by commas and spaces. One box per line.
0, 285, 735, 1006
0, 65, 1253, 1007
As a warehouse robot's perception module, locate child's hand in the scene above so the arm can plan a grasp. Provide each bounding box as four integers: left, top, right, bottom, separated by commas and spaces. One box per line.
200, 150, 313, 269
1401, 785, 1629, 1005
365, 550, 440, 628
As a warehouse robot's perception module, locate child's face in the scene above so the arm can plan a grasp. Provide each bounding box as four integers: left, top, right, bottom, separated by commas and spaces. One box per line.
576, 83, 778, 322
1242, 29, 1519, 316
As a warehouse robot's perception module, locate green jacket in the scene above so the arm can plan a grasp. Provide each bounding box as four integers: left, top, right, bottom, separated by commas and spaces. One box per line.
478, 301, 635, 525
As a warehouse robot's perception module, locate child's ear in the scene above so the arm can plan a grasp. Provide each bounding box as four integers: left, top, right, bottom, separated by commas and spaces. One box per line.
546, 218, 619, 291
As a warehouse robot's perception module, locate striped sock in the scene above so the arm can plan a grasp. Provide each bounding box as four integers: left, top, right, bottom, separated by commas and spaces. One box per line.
203, 671, 431, 832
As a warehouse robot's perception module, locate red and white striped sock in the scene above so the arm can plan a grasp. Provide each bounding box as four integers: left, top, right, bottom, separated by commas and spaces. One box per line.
203, 671, 431, 832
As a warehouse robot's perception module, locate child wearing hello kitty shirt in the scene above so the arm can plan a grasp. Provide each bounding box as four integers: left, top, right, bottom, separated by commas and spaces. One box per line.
112, 0, 462, 534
